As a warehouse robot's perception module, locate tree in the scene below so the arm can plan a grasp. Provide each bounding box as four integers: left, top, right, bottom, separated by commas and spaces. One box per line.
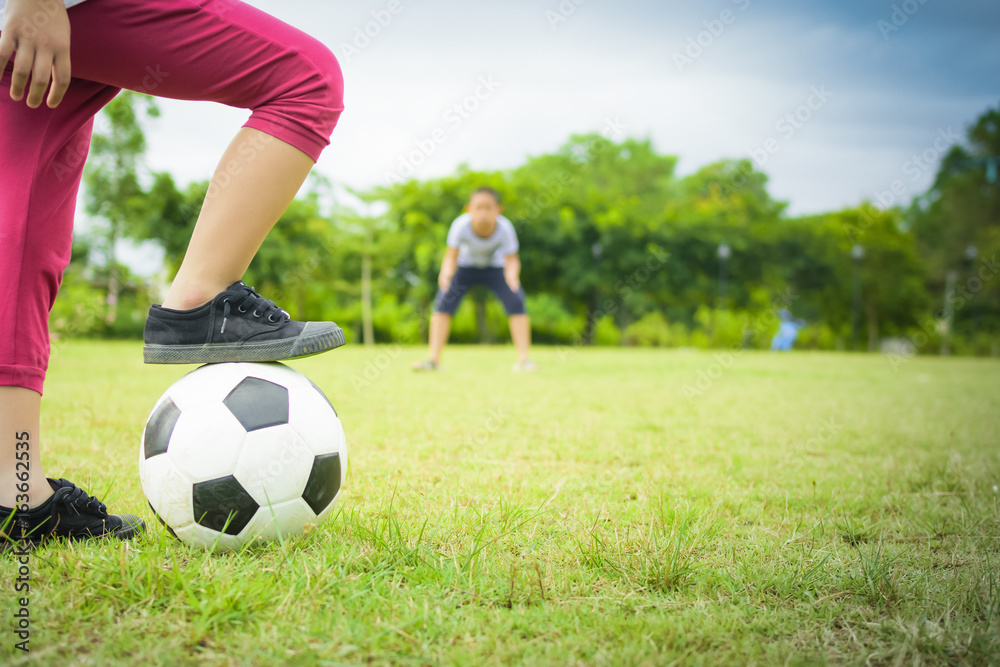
83, 91, 160, 323
908, 106, 1000, 351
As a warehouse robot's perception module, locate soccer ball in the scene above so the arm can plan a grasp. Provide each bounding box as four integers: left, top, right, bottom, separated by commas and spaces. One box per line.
139, 362, 347, 551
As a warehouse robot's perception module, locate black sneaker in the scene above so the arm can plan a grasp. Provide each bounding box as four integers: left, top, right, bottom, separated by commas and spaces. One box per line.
0, 478, 145, 547
143, 281, 346, 364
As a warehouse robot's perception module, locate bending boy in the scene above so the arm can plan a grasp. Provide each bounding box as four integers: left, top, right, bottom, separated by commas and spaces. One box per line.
413, 188, 537, 372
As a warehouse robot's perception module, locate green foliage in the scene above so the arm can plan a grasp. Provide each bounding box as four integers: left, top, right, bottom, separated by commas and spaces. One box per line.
49, 270, 106, 339
623, 311, 676, 347
524, 294, 577, 343
64, 100, 1000, 354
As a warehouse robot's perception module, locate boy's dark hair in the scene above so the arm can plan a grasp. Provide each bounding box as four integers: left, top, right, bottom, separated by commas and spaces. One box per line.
471, 187, 502, 204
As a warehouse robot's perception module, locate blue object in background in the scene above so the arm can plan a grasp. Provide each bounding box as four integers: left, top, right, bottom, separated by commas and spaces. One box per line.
771, 309, 807, 351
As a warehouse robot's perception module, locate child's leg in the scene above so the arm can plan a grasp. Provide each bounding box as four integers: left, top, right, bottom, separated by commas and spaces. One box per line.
424, 269, 474, 365
0, 388, 44, 507
509, 315, 532, 364
0, 60, 120, 507
485, 269, 531, 362
162, 128, 314, 310
66, 0, 345, 311
427, 314, 452, 365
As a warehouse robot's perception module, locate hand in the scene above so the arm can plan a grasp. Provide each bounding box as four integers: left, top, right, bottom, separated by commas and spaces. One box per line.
438, 275, 452, 292
0, 0, 73, 108
506, 276, 520, 292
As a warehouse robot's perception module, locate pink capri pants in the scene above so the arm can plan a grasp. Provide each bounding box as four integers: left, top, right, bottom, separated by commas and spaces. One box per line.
0, 0, 344, 394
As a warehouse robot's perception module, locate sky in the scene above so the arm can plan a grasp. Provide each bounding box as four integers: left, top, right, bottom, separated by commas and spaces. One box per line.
115, 0, 999, 269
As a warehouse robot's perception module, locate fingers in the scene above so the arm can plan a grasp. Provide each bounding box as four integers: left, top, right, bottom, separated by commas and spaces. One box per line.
46, 49, 72, 108
8, 42, 34, 101
0, 33, 14, 80
27, 47, 54, 108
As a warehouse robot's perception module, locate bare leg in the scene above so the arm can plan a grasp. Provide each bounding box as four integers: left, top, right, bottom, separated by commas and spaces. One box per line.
428, 313, 452, 364
162, 128, 314, 310
509, 314, 531, 363
0, 387, 52, 508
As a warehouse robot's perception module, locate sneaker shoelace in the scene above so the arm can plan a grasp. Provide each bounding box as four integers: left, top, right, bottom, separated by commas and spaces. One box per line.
220, 285, 290, 335
50, 480, 108, 518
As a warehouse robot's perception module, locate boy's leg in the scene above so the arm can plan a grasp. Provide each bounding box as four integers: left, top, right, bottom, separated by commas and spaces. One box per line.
427, 314, 452, 365
509, 315, 531, 364
64, 0, 346, 362
0, 388, 44, 508
0, 62, 141, 541
0, 57, 120, 508
485, 268, 531, 363
162, 129, 314, 310
419, 268, 473, 367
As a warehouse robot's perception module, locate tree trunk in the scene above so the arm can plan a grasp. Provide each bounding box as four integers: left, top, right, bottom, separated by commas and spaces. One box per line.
474, 291, 493, 344
865, 299, 879, 352
105, 222, 119, 325
361, 223, 374, 346
618, 306, 630, 347
581, 303, 596, 346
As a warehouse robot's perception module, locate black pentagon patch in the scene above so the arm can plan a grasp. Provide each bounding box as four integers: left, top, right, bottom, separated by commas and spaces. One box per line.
143, 397, 181, 460
147, 500, 179, 540
308, 378, 338, 417
223, 377, 289, 432
192, 475, 259, 536
302, 452, 342, 515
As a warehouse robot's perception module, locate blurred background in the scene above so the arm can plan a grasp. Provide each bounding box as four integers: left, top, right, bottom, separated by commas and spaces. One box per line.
61, 0, 1000, 356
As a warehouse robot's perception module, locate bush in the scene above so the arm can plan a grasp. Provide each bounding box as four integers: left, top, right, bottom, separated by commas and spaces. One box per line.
592, 315, 622, 346
49, 274, 105, 339
694, 306, 751, 349
371, 294, 422, 343
526, 294, 577, 344
623, 311, 672, 347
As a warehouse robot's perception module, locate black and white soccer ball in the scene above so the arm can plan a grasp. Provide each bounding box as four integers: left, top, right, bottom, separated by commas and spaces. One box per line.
139, 362, 347, 551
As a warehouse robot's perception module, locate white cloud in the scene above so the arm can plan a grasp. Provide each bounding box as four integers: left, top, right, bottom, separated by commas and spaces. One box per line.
125, 0, 996, 221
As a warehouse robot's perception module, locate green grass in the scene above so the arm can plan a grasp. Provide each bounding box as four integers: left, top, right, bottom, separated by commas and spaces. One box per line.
2, 341, 999, 665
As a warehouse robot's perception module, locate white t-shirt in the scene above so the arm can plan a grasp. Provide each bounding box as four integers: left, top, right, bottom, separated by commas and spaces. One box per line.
446, 213, 519, 268
0, 1, 91, 27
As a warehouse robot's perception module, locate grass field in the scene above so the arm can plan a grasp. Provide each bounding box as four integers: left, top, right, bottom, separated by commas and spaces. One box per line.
2, 341, 998, 666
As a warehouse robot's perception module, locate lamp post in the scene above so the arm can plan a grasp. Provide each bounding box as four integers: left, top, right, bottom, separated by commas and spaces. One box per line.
717, 243, 731, 308
850, 245, 864, 351
966, 244, 979, 351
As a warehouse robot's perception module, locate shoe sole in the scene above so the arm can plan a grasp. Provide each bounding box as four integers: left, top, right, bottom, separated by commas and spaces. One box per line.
1, 514, 146, 548
143, 325, 346, 364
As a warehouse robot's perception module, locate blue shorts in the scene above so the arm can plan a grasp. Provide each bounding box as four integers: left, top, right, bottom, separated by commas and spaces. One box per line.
434, 267, 527, 316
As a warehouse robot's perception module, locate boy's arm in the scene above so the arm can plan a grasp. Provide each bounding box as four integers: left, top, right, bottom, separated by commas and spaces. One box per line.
504, 254, 521, 292
500, 217, 521, 291
439, 247, 459, 291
